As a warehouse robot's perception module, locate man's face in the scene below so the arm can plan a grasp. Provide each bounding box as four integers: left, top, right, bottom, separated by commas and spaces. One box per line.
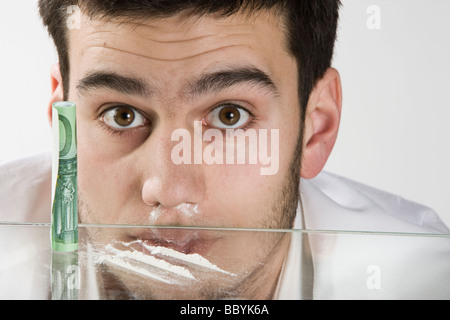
61, 8, 303, 299
68, 10, 302, 230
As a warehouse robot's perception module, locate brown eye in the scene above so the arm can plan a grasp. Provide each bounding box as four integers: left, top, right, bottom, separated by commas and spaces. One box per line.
219, 106, 241, 126
114, 106, 135, 127
102, 105, 147, 129
205, 104, 250, 129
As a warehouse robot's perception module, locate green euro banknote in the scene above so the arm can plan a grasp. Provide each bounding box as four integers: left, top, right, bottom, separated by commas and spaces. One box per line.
51, 102, 78, 252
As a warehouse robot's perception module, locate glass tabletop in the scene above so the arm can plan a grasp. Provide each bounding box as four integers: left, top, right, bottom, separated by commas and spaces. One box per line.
0, 222, 449, 300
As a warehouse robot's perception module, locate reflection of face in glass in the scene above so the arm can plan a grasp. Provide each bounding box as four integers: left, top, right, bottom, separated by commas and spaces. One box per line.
84, 227, 291, 299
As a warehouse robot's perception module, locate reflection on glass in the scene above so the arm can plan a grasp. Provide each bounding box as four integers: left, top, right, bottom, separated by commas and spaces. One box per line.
1, 223, 450, 300
51, 251, 79, 300
83, 226, 291, 299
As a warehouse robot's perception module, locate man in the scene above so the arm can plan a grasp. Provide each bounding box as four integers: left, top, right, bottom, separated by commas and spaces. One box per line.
21, 0, 447, 232
0, 0, 449, 299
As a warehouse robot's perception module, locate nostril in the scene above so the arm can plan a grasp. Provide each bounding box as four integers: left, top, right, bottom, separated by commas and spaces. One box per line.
142, 177, 163, 206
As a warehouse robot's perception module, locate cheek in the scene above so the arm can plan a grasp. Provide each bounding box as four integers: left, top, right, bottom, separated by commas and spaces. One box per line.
202, 163, 286, 226
77, 119, 133, 187
77, 133, 141, 218
207, 127, 297, 225
79, 155, 135, 193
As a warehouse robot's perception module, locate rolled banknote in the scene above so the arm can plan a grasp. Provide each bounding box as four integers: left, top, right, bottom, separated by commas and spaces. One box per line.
51, 101, 78, 252
51, 250, 80, 300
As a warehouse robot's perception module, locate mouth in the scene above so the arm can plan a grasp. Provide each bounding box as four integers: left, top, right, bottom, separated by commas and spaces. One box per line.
127, 227, 218, 255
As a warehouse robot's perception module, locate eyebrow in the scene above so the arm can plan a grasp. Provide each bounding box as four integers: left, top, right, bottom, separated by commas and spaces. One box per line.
187, 66, 279, 98
75, 66, 279, 99
76, 71, 150, 97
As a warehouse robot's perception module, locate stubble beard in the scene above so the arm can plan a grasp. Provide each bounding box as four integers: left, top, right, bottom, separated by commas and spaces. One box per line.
75, 127, 303, 299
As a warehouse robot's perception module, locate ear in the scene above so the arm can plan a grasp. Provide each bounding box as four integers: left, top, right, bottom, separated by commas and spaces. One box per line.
300, 68, 342, 179
47, 63, 64, 126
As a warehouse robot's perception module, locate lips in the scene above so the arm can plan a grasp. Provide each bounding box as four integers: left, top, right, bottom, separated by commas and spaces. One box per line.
127, 226, 221, 255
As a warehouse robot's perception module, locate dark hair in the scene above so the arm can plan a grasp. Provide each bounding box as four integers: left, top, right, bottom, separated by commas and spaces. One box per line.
38, 0, 340, 120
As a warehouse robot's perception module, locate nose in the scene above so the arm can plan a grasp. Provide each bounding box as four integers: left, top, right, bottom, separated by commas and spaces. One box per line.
142, 170, 204, 208
140, 126, 205, 210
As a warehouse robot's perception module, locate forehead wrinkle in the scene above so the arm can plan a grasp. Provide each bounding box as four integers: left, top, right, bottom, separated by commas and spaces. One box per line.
138, 33, 219, 44
76, 13, 262, 57
71, 10, 289, 102
72, 10, 287, 67
86, 43, 248, 63
82, 12, 255, 42
107, 11, 260, 38
82, 22, 205, 44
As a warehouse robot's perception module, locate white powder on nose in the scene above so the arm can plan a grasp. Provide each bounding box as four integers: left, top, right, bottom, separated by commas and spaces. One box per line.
148, 205, 162, 223
175, 203, 199, 217
147, 203, 198, 223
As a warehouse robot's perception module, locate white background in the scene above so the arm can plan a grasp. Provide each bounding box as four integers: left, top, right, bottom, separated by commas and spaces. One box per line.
0, 0, 449, 227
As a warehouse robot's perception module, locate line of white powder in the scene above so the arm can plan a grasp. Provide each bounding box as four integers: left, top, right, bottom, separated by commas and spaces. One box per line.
103, 244, 196, 281
124, 240, 235, 276
102, 255, 174, 284
97, 240, 235, 284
